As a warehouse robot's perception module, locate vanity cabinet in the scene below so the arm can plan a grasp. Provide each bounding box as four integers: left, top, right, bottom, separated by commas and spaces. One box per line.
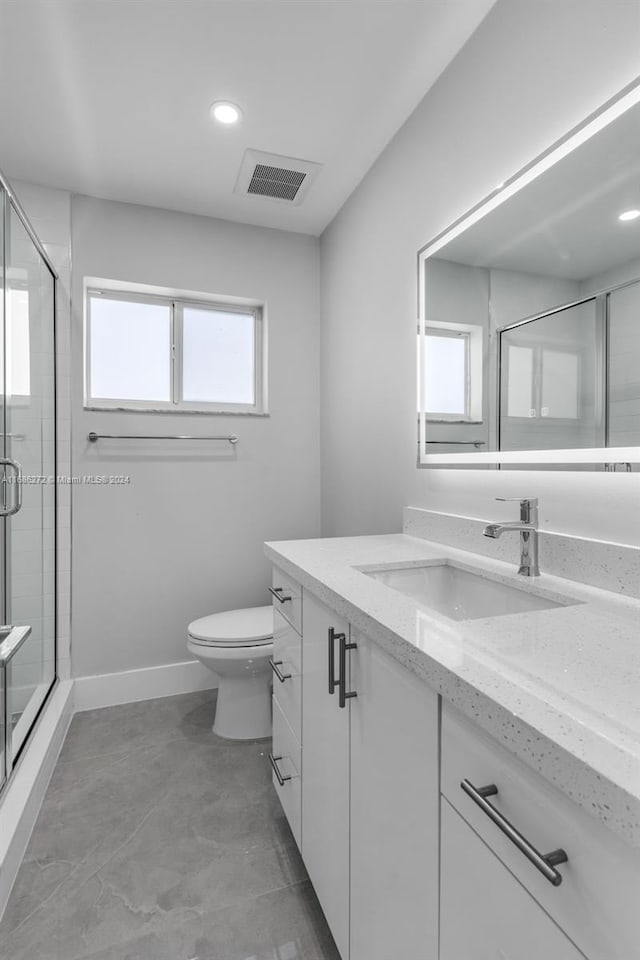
269, 562, 640, 960
302, 590, 440, 960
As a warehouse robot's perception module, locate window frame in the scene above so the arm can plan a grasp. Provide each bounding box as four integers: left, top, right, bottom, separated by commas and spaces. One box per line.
85, 286, 266, 415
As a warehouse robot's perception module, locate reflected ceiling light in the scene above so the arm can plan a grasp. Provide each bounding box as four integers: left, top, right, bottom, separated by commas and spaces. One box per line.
618, 208, 640, 221
210, 101, 242, 125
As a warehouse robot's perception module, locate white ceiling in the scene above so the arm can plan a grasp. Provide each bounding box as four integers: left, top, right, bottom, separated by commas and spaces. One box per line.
0, 0, 496, 235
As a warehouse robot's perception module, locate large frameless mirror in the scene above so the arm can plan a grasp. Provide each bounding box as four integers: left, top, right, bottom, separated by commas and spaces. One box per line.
417, 80, 640, 469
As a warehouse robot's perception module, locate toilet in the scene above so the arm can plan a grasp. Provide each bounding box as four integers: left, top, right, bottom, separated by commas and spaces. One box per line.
187, 605, 274, 740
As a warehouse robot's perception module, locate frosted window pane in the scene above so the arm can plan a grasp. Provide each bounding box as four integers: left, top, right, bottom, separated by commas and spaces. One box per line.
425, 334, 466, 416
6, 289, 31, 396
507, 346, 534, 417
182, 307, 255, 404
89, 297, 171, 401
541, 350, 578, 418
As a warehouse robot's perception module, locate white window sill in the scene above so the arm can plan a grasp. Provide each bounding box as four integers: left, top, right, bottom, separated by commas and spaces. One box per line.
84, 404, 269, 417
424, 418, 484, 425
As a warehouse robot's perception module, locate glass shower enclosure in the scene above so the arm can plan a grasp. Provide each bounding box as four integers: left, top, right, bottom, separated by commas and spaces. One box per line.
0, 174, 57, 793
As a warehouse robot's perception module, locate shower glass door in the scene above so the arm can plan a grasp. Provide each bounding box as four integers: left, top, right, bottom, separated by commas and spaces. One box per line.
0, 181, 57, 785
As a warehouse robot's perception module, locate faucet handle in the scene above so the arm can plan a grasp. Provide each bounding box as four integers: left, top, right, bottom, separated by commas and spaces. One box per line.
495, 497, 538, 523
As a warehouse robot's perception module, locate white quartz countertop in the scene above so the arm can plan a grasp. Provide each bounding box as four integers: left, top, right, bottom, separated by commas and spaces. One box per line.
264, 533, 640, 845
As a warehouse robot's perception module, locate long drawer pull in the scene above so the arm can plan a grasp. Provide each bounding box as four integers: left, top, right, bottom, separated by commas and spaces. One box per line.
461, 779, 568, 886
269, 753, 292, 786
338, 633, 357, 709
269, 586, 292, 604
328, 627, 343, 694
270, 659, 292, 682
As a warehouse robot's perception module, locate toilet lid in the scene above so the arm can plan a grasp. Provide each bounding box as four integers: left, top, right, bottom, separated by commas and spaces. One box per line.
188, 605, 273, 646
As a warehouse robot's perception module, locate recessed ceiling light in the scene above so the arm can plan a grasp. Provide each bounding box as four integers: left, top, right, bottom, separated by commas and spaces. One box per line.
210, 101, 242, 125
618, 208, 640, 221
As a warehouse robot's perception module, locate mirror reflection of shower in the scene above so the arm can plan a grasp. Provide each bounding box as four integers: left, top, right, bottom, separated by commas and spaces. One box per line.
498, 279, 639, 452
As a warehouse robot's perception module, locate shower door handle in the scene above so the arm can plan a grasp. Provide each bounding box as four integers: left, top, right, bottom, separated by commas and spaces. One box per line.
0, 458, 23, 517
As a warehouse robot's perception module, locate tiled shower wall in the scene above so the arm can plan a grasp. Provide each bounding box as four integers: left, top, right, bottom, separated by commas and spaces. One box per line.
12, 181, 72, 682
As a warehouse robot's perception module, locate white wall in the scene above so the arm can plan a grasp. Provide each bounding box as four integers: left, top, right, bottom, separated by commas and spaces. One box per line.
320, 0, 640, 545
71, 196, 320, 678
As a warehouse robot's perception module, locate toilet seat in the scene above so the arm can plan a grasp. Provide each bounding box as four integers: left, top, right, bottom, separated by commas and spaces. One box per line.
188, 605, 273, 647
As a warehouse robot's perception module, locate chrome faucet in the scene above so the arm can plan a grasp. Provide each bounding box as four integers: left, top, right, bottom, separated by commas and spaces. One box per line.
483, 498, 540, 577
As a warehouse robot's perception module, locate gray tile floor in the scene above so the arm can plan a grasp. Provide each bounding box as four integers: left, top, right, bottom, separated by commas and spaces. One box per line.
0, 691, 340, 960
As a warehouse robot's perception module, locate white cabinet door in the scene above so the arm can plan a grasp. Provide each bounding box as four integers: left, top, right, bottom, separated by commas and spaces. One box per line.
302, 591, 351, 959
440, 799, 584, 960
350, 634, 440, 960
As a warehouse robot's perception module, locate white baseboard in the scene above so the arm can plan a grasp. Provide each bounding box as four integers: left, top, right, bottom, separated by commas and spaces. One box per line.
0, 679, 74, 921
74, 659, 218, 712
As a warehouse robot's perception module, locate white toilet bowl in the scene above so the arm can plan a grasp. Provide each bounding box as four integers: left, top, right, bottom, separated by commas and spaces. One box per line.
187, 605, 273, 740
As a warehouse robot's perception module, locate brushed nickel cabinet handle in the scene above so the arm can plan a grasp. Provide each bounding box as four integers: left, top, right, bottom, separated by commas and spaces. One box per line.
269, 586, 292, 604
269, 659, 292, 682
269, 754, 292, 787
461, 779, 568, 886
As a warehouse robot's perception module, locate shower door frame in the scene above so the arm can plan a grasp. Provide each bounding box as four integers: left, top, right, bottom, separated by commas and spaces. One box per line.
0, 167, 58, 794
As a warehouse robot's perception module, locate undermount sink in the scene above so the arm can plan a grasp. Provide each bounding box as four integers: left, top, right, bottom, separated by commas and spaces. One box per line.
362, 562, 574, 621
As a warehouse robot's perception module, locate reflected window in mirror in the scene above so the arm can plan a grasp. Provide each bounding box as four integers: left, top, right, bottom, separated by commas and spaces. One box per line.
500, 298, 602, 451
424, 329, 468, 419
422, 324, 484, 424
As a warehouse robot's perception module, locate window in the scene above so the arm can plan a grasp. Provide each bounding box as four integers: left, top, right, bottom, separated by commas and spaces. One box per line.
505, 343, 580, 420
419, 324, 483, 421
424, 329, 469, 418
85, 288, 264, 413
2, 287, 31, 398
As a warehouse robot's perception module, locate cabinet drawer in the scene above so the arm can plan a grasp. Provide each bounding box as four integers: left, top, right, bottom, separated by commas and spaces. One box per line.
442, 702, 640, 960
271, 698, 301, 849
441, 799, 583, 960
271, 608, 302, 741
270, 567, 302, 635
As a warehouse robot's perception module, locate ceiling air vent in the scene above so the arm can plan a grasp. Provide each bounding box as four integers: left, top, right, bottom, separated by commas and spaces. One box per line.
234, 150, 322, 205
